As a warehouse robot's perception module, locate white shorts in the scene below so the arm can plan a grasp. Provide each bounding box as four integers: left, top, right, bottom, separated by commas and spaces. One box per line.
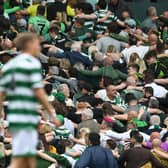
11, 129, 38, 157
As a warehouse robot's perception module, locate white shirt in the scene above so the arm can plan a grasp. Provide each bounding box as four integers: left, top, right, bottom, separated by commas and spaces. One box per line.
121, 45, 149, 63
95, 89, 107, 100
105, 130, 150, 144
61, 154, 76, 168
100, 131, 112, 147
64, 117, 74, 136
72, 144, 86, 153
145, 82, 168, 98
165, 50, 168, 54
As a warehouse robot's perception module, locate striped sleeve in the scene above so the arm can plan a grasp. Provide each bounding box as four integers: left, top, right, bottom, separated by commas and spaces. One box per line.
0, 75, 6, 92
29, 62, 43, 89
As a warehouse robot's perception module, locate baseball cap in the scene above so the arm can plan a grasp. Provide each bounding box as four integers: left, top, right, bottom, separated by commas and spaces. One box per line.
125, 18, 136, 28
54, 92, 65, 103
17, 19, 27, 28
57, 114, 64, 124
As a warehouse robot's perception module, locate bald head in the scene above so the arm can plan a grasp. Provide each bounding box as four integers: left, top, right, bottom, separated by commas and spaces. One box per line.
150, 115, 160, 126
152, 138, 161, 148
106, 85, 117, 99
150, 132, 160, 141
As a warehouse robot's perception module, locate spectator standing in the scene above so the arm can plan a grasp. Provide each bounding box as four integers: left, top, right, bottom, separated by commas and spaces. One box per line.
28, 5, 50, 36
74, 132, 118, 168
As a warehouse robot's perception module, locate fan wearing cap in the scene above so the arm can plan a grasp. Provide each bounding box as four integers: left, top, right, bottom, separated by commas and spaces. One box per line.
52, 115, 72, 140
119, 18, 136, 39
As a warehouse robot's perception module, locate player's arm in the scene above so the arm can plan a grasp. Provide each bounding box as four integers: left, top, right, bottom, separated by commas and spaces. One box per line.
0, 91, 5, 119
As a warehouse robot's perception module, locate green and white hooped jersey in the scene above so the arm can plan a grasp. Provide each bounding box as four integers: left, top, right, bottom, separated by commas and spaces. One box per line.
94, 10, 118, 34
0, 53, 43, 130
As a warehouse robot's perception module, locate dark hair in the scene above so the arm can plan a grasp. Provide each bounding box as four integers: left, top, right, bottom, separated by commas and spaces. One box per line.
44, 83, 53, 95
48, 57, 60, 66
74, 2, 93, 14
103, 77, 114, 87
130, 130, 143, 143
107, 22, 120, 34
144, 87, 154, 96
102, 102, 115, 115
97, 0, 107, 10
69, 67, 78, 78
55, 140, 66, 154
78, 81, 92, 92
37, 5, 45, 16
0, 16, 10, 35
157, 41, 165, 54
128, 63, 140, 72
143, 70, 154, 84
129, 34, 137, 46
48, 26, 59, 34
83, 2, 93, 14
125, 93, 137, 104
74, 3, 83, 10
10, 0, 20, 7
144, 50, 157, 61
75, 17, 85, 26
106, 139, 117, 149
52, 100, 68, 116
0, 135, 4, 143
130, 130, 139, 138
88, 132, 100, 146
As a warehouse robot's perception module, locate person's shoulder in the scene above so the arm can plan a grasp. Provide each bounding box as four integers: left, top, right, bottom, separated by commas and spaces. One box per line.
87, 145, 102, 151
1, 57, 15, 72
27, 4, 37, 11
28, 16, 37, 21
142, 18, 151, 24
18, 53, 41, 68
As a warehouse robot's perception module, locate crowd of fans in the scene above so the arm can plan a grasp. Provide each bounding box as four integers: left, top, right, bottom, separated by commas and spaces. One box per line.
0, 0, 168, 167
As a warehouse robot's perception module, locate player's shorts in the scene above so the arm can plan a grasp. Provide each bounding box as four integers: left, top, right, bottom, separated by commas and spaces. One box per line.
10, 129, 38, 157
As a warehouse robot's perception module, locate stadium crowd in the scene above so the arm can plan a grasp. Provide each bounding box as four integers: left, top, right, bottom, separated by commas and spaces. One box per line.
0, 0, 168, 167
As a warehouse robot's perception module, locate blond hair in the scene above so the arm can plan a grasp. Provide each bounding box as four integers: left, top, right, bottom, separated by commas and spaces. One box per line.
129, 53, 146, 73
79, 127, 90, 135
14, 32, 38, 51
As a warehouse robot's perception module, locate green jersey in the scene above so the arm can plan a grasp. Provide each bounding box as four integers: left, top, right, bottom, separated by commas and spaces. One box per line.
29, 15, 50, 36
